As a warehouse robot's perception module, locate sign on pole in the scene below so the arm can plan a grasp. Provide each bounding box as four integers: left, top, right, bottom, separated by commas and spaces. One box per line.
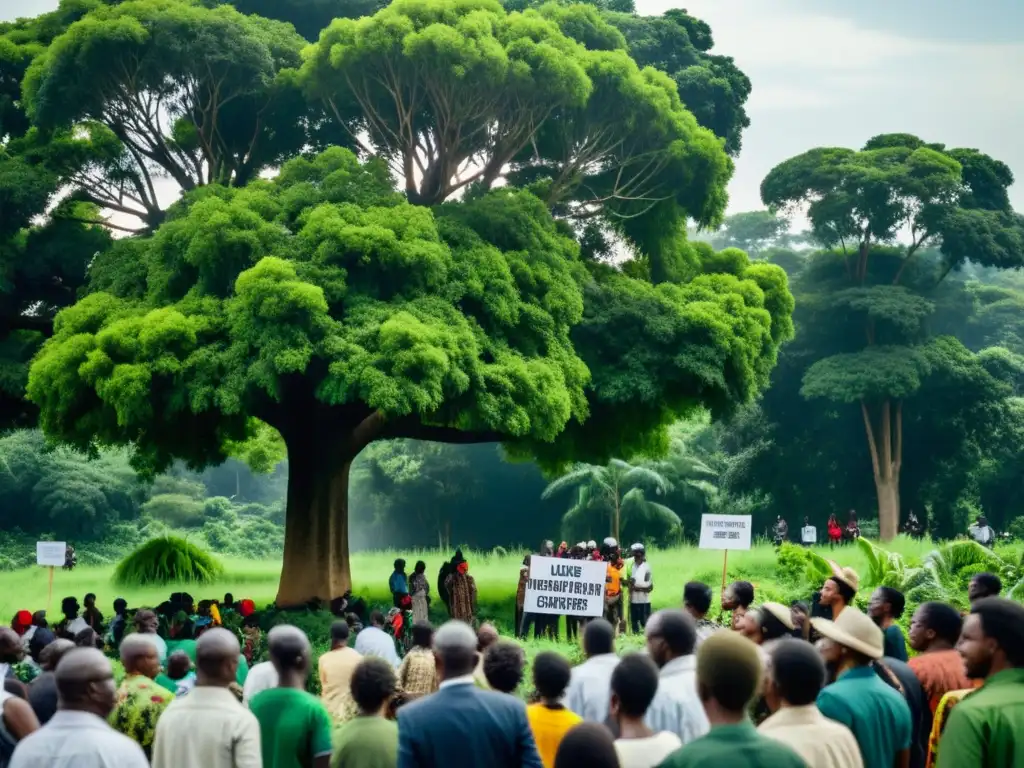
523, 555, 607, 617
697, 515, 751, 596
698, 514, 752, 551
36, 541, 66, 567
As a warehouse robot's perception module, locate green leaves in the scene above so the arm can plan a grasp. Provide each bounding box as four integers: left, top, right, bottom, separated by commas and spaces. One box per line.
802, 346, 930, 403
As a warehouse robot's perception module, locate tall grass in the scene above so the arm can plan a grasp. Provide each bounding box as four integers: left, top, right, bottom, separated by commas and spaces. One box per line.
111, 536, 223, 587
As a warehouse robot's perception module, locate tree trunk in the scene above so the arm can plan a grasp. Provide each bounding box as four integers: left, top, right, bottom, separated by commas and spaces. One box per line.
876, 475, 900, 541
275, 430, 356, 608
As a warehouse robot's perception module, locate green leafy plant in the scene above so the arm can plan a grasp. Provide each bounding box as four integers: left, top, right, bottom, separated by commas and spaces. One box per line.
112, 536, 223, 587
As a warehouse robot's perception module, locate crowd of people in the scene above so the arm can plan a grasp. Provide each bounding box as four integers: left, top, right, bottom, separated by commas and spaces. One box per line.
773, 511, 1005, 548
1, 554, 1021, 768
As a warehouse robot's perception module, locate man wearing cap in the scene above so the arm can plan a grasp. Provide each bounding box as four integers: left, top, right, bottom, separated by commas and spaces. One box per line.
813, 609, 912, 768
821, 562, 859, 620
627, 544, 653, 634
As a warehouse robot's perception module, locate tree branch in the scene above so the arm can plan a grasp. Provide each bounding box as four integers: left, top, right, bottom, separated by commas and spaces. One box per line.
378, 415, 504, 445
860, 399, 881, 480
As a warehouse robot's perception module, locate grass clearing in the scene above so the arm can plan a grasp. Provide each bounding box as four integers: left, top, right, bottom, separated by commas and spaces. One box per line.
0, 537, 944, 621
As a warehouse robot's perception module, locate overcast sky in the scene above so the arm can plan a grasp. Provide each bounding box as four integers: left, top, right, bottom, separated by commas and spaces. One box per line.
7, 0, 1023, 215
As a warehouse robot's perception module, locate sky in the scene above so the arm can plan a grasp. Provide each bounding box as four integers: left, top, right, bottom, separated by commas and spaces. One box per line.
6, 0, 1024, 215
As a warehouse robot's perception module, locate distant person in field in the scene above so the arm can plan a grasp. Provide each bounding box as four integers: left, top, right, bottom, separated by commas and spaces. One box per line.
390, 559, 410, 610
526, 652, 581, 768
844, 511, 861, 544
111, 635, 175, 758
152, 628, 261, 768
566, 619, 619, 725
610, 653, 682, 768
827, 514, 843, 547
968, 572, 1001, 604
870, 587, 909, 661
333, 657, 399, 768
935, 598, 1024, 768
250, 626, 333, 768
968, 515, 995, 548
445, 560, 477, 624
8, 648, 147, 768
396, 621, 542, 768
410, 561, 431, 625
627, 544, 653, 634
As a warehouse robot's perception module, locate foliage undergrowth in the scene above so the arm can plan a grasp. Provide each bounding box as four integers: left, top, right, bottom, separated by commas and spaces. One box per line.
112, 537, 224, 587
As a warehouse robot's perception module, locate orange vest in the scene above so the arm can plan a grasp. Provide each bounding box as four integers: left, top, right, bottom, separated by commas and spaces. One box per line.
606, 563, 621, 597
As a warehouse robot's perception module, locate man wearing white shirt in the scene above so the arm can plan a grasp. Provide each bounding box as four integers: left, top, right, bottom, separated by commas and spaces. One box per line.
354, 611, 402, 668
10, 648, 148, 768
241, 660, 278, 707
628, 544, 653, 634
643, 609, 710, 745
800, 517, 817, 547
566, 619, 619, 724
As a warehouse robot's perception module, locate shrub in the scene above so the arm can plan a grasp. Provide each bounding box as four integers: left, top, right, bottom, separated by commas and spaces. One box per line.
142, 494, 206, 528
112, 536, 223, 587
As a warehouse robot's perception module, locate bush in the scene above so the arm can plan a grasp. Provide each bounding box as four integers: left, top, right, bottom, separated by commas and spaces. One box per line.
142, 494, 206, 528
112, 536, 223, 587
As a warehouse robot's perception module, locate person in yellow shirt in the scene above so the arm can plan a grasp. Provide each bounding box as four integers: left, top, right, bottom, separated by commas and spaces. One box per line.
318, 621, 361, 722
527, 652, 582, 768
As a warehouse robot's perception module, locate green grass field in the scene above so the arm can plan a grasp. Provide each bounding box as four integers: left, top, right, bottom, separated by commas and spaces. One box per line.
0, 537, 944, 623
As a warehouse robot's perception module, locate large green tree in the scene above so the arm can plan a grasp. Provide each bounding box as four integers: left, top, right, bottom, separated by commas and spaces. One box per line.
761, 134, 1024, 539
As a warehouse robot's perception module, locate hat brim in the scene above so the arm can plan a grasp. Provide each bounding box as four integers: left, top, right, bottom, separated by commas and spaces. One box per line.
761, 602, 795, 631
827, 560, 859, 592
811, 617, 882, 659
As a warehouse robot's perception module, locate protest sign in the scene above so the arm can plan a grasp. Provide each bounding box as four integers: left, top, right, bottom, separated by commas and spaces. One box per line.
698, 514, 752, 550
801, 525, 817, 545
36, 541, 66, 567
523, 555, 607, 617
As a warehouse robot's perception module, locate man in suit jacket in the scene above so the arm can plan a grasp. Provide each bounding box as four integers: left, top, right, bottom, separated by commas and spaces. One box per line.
398, 621, 543, 768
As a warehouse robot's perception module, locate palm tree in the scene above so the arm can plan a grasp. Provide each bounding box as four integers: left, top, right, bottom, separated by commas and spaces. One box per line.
542, 459, 677, 542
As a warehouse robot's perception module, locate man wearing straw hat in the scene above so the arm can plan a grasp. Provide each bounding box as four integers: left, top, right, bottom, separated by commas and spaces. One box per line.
820, 562, 859, 621
813, 609, 912, 768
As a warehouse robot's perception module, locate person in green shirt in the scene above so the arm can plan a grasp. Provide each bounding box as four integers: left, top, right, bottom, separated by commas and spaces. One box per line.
656, 630, 805, 768
332, 657, 399, 768
936, 597, 1024, 768
250, 625, 334, 768
868, 587, 909, 662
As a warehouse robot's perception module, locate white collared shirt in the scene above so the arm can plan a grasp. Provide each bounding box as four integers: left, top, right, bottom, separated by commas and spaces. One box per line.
152, 686, 262, 768
242, 661, 278, 707
439, 674, 476, 690
630, 562, 652, 605
644, 655, 710, 745
9, 710, 149, 768
354, 626, 402, 668
566, 653, 620, 723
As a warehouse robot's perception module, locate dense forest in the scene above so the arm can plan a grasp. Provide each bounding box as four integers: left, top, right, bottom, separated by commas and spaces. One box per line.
2, 0, 1022, 593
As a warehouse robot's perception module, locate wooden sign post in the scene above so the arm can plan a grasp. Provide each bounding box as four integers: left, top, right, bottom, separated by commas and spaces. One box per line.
36, 541, 66, 613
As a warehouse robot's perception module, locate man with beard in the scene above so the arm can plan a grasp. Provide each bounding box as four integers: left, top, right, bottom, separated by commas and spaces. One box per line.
936, 598, 1024, 768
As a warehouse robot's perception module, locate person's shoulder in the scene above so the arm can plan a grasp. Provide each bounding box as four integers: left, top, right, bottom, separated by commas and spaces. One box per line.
756, 734, 809, 766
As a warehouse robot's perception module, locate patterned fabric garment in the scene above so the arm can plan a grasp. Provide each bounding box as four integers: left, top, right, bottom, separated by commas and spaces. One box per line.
446, 573, 477, 622
410, 573, 430, 625
399, 648, 439, 699
926, 688, 971, 768
109, 674, 175, 759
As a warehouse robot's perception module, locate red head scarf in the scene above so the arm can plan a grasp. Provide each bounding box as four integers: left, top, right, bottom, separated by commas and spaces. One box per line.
13, 610, 31, 633
239, 599, 256, 617
457, 561, 469, 575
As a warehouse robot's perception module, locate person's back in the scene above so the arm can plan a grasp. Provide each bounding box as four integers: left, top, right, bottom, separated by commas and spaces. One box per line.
242, 661, 278, 707
332, 657, 400, 768
818, 666, 912, 768
26, 674, 58, 726
152, 629, 261, 768
250, 626, 332, 768
10, 648, 148, 768
320, 622, 361, 721
525, 653, 581, 768
610, 653, 682, 768
249, 687, 332, 768
397, 621, 541, 768
565, 619, 618, 724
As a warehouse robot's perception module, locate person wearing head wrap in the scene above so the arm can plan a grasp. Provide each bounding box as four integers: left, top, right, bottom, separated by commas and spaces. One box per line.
445, 560, 477, 623
238, 599, 256, 618
12, 612, 32, 637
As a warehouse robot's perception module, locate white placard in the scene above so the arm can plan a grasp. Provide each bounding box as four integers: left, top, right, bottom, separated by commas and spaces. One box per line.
36, 541, 67, 567
698, 514, 752, 550
801, 525, 817, 544
523, 555, 608, 617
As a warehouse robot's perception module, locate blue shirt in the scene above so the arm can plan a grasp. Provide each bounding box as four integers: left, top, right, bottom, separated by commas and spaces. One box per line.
390, 572, 408, 595
818, 665, 912, 768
